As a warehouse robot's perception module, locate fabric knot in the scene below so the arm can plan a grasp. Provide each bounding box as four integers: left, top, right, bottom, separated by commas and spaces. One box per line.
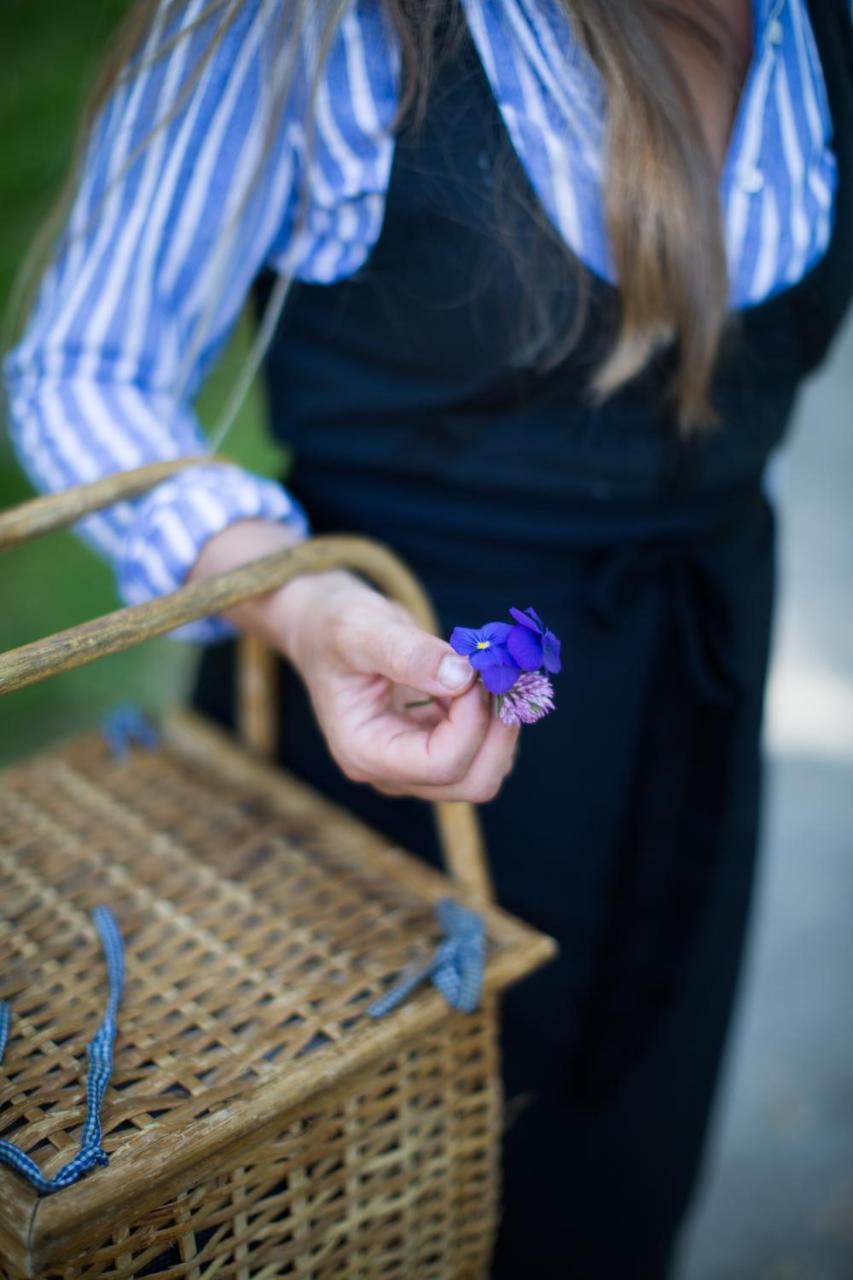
563, 501, 775, 1105
82, 1146, 110, 1170
367, 898, 485, 1018
102, 704, 160, 761
588, 542, 740, 707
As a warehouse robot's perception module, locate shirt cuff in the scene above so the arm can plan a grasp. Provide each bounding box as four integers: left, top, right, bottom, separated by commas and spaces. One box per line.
114, 462, 310, 644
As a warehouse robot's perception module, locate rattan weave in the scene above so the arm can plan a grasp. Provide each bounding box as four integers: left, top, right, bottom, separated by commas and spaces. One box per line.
0, 465, 556, 1279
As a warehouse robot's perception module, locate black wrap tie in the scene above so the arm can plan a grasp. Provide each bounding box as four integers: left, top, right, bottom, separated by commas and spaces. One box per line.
567, 538, 747, 1103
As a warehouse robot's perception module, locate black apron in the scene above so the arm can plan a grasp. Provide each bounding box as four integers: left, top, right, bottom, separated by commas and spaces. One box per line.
194, 5, 853, 1276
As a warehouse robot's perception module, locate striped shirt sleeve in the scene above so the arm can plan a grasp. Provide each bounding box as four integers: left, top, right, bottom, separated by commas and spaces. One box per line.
3, 0, 312, 643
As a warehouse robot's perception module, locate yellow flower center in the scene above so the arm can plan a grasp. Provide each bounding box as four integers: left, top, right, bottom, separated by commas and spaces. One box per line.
475, 640, 490, 649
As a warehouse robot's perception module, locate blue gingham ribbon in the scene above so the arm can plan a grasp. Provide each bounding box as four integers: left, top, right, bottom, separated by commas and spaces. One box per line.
367, 898, 485, 1018
0, 907, 124, 1195
102, 705, 160, 761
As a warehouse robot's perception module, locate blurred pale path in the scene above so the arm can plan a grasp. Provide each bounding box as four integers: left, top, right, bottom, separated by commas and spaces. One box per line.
680, 314, 853, 1279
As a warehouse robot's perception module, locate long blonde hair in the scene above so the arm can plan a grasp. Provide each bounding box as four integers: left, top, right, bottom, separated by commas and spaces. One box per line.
13, 0, 746, 433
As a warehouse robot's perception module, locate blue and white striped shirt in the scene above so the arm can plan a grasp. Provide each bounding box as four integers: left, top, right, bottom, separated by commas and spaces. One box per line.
4, 0, 845, 640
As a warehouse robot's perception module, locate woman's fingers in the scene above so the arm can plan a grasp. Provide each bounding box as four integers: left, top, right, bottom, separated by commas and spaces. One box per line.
339, 677, 492, 788
370, 712, 520, 803
280, 579, 518, 801
343, 612, 477, 698
390, 681, 447, 726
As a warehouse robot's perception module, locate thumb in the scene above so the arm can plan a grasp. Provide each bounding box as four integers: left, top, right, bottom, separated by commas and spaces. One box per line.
353, 619, 477, 697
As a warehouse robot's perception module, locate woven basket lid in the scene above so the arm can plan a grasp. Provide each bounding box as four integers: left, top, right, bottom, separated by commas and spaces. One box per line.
0, 710, 555, 1275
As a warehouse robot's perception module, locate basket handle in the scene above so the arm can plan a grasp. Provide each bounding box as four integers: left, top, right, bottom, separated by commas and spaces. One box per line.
0, 462, 493, 900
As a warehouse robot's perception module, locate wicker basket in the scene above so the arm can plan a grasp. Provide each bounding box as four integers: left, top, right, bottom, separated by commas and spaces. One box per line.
0, 464, 556, 1280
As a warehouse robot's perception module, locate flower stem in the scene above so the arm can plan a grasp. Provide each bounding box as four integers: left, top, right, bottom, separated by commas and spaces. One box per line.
403, 697, 435, 709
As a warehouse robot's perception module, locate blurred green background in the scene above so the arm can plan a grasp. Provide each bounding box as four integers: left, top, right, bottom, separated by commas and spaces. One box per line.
0, 0, 284, 764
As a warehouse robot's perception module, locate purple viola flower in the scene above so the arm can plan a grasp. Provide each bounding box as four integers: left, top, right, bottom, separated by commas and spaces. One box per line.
497, 672, 556, 727
449, 622, 521, 695
506, 606, 562, 675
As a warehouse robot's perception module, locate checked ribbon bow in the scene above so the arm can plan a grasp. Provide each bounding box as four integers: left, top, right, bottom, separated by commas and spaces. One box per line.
0, 907, 124, 1196
367, 898, 485, 1018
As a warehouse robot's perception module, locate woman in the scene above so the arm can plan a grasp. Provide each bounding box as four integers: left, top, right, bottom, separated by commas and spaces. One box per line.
5, 1, 852, 1275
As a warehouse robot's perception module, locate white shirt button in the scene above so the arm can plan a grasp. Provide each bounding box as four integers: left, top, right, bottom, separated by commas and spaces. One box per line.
768, 18, 784, 45
739, 166, 765, 194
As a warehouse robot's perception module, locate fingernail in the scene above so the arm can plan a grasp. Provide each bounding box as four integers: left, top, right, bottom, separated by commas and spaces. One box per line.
438, 654, 472, 690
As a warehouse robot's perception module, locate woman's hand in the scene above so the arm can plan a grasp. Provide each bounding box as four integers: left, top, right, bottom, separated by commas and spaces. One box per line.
189, 520, 520, 803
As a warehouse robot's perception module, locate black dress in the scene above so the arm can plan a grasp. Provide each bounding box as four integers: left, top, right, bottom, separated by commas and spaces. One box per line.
194, 5, 853, 1276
